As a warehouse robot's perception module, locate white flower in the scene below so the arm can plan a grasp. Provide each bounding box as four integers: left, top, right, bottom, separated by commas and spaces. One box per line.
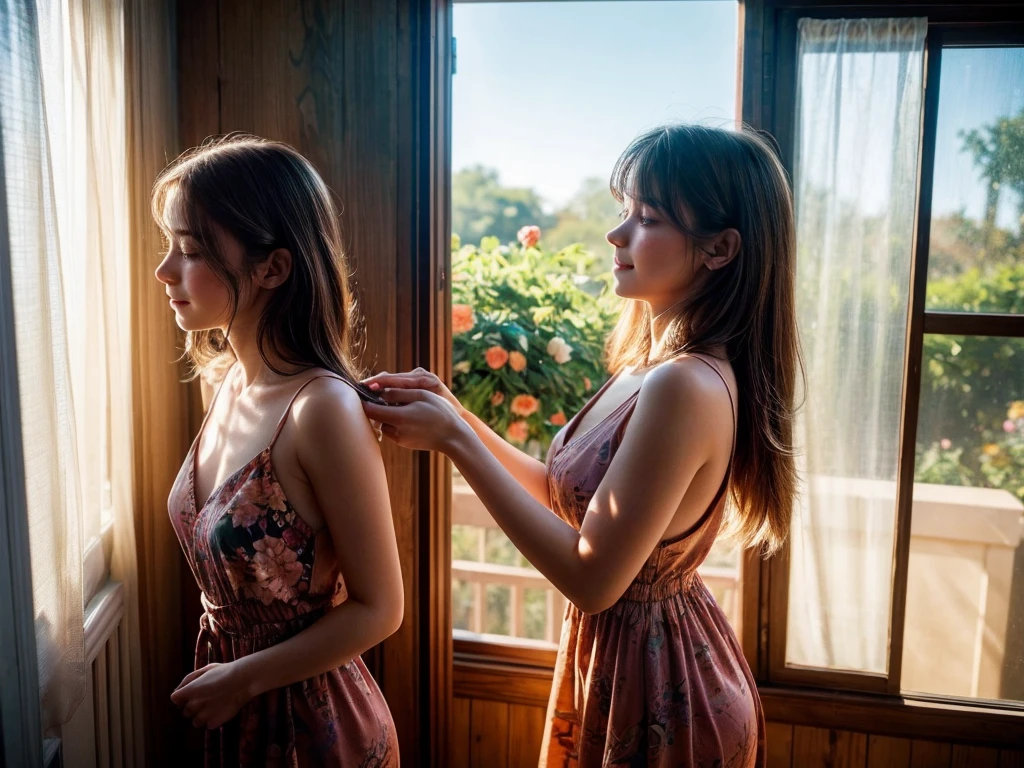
546, 336, 573, 365
453, 360, 471, 374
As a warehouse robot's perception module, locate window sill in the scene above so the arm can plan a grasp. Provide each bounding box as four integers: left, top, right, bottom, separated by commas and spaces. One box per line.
83, 580, 124, 663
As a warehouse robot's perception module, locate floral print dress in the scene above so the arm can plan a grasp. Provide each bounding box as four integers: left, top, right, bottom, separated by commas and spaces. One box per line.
541, 358, 765, 768
167, 374, 398, 767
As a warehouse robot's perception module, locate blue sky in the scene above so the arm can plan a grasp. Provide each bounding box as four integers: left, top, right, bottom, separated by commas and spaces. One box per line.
452, 1, 738, 210
453, 3, 1023, 231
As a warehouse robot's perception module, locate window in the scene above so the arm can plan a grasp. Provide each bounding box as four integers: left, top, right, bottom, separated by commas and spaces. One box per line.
767, 10, 1024, 707
448, 0, 742, 651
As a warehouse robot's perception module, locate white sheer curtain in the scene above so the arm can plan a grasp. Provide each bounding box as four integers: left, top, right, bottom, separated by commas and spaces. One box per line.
786, 18, 927, 673
1, 0, 142, 737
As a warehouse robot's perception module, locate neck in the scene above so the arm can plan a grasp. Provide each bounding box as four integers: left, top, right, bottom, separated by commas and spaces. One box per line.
226, 318, 296, 389
647, 298, 685, 361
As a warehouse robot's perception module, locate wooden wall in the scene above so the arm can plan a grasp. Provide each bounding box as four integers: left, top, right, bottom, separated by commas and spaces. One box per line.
175, 1, 449, 764
450, 663, 1024, 768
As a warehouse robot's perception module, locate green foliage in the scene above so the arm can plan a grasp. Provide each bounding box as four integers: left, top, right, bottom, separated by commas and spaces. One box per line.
451, 234, 618, 455
452, 166, 554, 247
543, 177, 622, 262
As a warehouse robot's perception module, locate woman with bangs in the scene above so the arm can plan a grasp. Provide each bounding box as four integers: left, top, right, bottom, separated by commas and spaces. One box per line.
365, 124, 800, 767
154, 135, 400, 767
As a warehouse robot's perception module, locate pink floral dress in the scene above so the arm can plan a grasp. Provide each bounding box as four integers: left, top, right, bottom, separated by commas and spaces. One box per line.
167, 374, 398, 767
541, 357, 765, 768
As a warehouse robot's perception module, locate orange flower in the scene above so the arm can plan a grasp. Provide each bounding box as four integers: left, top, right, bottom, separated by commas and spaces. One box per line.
452, 304, 475, 335
511, 394, 540, 417
1009, 401, 1024, 421
485, 346, 509, 369
509, 350, 527, 372
583, 377, 592, 392
491, 392, 505, 406
517, 225, 541, 248
549, 411, 567, 426
506, 420, 529, 443
983, 443, 1001, 457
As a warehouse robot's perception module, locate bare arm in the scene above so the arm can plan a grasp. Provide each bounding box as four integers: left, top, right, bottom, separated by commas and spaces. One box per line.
241, 378, 403, 692
365, 359, 731, 614
365, 368, 551, 507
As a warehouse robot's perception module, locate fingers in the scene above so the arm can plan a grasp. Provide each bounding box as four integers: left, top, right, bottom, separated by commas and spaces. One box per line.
380, 387, 430, 405
362, 370, 438, 391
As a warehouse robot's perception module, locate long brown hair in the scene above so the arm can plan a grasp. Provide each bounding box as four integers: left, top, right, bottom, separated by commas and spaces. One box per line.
152, 134, 381, 402
607, 124, 801, 554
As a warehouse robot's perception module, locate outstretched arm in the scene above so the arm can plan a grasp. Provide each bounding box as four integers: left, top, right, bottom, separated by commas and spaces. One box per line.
365, 358, 730, 614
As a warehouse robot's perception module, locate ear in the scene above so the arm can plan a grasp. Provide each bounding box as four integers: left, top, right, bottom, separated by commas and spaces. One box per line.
703, 228, 741, 271
254, 248, 292, 289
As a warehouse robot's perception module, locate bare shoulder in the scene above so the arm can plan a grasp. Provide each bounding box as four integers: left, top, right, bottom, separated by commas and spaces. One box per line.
289, 373, 376, 447
639, 356, 734, 410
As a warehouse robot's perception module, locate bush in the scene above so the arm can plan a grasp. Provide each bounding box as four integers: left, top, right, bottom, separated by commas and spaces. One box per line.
450, 230, 618, 456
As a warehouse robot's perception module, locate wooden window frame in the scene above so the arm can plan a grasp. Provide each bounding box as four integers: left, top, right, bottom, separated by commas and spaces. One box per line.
743, 0, 1024, 735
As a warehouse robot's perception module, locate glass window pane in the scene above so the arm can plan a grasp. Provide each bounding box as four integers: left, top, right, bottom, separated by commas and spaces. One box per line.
927, 47, 1024, 314
450, 0, 741, 646
785, 18, 927, 674
903, 335, 1024, 702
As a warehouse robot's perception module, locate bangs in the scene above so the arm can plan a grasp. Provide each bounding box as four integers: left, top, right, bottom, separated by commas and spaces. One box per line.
151, 167, 223, 262
609, 128, 676, 217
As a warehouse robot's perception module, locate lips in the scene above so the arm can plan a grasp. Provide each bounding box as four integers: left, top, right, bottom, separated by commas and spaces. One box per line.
613, 257, 634, 270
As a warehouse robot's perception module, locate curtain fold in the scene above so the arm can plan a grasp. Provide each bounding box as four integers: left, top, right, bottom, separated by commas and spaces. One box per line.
786, 17, 927, 673
1, 0, 86, 732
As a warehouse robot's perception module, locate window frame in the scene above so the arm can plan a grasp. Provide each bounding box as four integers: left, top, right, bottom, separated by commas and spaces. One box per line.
754, 0, 1024, 706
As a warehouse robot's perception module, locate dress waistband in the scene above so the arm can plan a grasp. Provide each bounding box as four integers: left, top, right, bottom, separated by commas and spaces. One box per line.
199, 593, 326, 641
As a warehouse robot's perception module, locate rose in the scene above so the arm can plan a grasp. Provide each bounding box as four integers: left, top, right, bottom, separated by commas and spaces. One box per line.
509, 351, 527, 372
549, 411, 567, 426
452, 304, 475, 335
517, 225, 541, 249
546, 336, 573, 364
510, 394, 540, 417
1005, 420, 1017, 434
940, 438, 952, 450
506, 420, 529, 443
485, 346, 509, 369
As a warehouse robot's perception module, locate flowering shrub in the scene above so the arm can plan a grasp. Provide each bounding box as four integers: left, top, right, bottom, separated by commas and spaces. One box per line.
451, 228, 618, 455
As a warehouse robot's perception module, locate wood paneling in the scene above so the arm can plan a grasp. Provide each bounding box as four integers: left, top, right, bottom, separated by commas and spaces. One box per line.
868, 735, 913, 768
766, 721, 794, 768
175, 1, 450, 764
507, 704, 546, 767
470, 700, 509, 768
451, 697, 472, 768
451, 694, 546, 768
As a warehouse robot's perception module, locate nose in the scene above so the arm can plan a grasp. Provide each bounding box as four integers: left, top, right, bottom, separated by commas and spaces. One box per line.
154, 252, 177, 286
606, 220, 628, 249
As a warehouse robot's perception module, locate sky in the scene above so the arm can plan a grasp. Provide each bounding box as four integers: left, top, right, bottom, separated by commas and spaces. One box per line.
452, 1, 738, 211
453, 2, 1024, 232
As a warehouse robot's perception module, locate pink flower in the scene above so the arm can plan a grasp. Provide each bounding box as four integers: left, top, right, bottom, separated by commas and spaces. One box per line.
940, 438, 952, 450
1004, 420, 1016, 433
506, 420, 529, 443
452, 304, 475, 335
549, 411, 567, 426
485, 346, 509, 369
230, 502, 263, 529
510, 394, 540, 417
249, 535, 303, 605
517, 225, 541, 248
509, 351, 527, 372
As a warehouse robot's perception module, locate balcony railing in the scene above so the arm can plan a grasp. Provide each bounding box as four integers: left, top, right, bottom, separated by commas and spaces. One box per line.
452, 476, 743, 646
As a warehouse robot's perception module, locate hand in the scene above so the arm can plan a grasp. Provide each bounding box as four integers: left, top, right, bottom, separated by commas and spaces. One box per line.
170, 662, 253, 730
362, 387, 470, 453
363, 368, 465, 417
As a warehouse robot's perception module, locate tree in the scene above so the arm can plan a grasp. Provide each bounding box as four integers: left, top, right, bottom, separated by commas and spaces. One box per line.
960, 109, 1024, 251
451, 166, 554, 246
545, 177, 622, 263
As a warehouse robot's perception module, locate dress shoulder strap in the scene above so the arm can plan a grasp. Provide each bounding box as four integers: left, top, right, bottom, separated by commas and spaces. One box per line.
269, 373, 350, 448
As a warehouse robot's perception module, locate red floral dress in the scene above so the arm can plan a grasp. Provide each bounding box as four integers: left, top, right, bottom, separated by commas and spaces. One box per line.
541, 358, 765, 767
167, 374, 398, 767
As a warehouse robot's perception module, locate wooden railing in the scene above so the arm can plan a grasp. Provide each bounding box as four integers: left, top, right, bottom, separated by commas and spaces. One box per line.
452, 477, 742, 644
